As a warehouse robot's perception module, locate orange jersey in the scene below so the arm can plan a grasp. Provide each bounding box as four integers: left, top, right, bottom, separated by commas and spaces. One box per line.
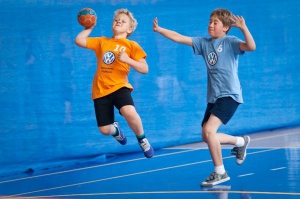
86, 37, 147, 100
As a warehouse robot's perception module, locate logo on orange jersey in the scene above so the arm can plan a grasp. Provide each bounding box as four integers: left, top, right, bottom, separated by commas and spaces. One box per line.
103, 51, 115, 65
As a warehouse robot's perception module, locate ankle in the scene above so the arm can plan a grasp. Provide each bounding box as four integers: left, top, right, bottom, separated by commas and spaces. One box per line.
214, 165, 225, 175
136, 133, 145, 142
235, 136, 245, 147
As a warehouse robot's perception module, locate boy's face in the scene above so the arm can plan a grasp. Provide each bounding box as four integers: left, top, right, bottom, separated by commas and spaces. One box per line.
112, 13, 133, 36
208, 15, 229, 39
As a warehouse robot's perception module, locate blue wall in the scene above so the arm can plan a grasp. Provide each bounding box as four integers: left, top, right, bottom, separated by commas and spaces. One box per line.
0, 0, 299, 175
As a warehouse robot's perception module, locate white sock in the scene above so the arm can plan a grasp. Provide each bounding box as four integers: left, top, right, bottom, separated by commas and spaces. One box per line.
214, 165, 226, 175
235, 137, 245, 147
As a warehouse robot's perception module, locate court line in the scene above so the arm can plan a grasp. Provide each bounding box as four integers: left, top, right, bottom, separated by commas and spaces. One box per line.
2, 129, 299, 185
0, 148, 199, 184
237, 173, 254, 177
7, 148, 280, 197
168, 130, 300, 150
271, 167, 286, 171
4, 190, 300, 198
250, 130, 300, 141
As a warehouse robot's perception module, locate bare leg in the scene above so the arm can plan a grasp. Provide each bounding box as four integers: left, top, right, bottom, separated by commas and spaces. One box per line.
202, 114, 223, 166
119, 105, 144, 136
120, 105, 154, 158
98, 124, 115, 136
217, 133, 238, 145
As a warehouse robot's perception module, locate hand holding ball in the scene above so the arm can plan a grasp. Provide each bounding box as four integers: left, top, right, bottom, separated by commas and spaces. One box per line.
77, 8, 97, 28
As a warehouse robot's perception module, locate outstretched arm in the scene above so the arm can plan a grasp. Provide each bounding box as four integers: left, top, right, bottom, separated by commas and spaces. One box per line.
230, 15, 256, 51
153, 17, 193, 46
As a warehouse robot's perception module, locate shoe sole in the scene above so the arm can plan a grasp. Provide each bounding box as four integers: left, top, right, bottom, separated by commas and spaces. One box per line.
144, 147, 154, 158
236, 136, 250, 165
200, 177, 230, 187
201, 185, 231, 191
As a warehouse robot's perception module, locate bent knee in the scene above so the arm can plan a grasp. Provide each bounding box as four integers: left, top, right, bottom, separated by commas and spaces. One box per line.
99, 125, 113, 136
120, 106, 139, 120
201, 127, 213, 142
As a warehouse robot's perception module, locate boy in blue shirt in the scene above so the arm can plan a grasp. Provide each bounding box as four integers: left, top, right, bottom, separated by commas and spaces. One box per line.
153, 8, 256, 186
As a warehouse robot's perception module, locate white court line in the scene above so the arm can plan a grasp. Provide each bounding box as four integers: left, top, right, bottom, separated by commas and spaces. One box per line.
7, 148, 280, 197
168, 130, 300, 150
3, 129, 298, 184
250, 130, 300, 142
4, 190, 300, 198
271, 167, 286, 171
0, 148, 199, 184
238, 173, 254, 177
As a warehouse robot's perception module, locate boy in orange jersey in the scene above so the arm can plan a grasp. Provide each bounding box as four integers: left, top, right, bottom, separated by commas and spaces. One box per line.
75, 8, 154, 158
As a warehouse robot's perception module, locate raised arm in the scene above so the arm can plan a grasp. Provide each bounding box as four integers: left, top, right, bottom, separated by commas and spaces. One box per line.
153, 17, 193, 46
230, 15, 256, 51
75, 26, 94, 48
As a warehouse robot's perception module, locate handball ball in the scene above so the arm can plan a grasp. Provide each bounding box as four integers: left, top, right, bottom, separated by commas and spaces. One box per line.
77, 8, 97, 28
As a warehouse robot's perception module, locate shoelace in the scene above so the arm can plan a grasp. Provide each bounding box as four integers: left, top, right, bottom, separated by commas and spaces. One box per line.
206, 172, 218, 181
114, 134, 124, 141
231, 147, 243, 158
139, 140, 150, 151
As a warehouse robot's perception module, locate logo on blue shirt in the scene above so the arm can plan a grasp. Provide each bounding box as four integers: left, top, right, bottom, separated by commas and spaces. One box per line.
207, 52, 218, 66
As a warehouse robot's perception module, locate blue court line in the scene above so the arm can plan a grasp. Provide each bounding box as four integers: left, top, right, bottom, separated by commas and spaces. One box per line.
6, 148, 281, 198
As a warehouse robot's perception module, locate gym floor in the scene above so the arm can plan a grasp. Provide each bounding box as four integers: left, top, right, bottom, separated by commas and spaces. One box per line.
0, 127, 299, 199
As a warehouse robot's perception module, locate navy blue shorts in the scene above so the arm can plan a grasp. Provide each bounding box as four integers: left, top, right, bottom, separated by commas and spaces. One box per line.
201, 97, 240, 126
93, 87, 134, 127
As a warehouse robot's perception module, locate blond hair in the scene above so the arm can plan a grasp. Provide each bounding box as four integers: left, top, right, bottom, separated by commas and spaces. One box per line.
210, 8, 232, 34
114, 8, 138, 36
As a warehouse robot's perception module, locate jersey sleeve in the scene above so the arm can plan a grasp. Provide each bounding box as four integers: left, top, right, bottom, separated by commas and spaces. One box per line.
130, 41, 147, 60
229, 36, 245, 55
191, 37, 203, 55
86, 37, 102, 50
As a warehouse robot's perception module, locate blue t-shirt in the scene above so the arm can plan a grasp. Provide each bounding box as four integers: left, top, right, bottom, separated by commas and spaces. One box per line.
192, 35, 244, 103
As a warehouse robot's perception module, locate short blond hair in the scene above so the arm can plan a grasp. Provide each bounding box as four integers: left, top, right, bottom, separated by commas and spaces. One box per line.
114, 8, 138, 36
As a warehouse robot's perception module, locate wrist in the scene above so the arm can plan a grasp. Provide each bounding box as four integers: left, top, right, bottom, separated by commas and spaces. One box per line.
239, 25, 248, 32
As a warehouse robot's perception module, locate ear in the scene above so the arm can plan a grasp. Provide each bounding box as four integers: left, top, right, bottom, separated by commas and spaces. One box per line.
127, 27, 133, 35
223, 25, 230, 33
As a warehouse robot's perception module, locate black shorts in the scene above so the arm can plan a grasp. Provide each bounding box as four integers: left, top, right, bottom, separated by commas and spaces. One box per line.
93, 87, 134, 127
201, 97, 240, 127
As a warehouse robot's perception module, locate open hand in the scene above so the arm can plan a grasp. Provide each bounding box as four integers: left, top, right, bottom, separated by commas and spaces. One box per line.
230, 15, 246, 29
153, 17, 160, 32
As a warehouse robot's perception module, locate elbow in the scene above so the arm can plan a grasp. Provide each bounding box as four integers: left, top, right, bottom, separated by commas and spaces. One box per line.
141, 68, 149, 74
75, 37, 86, 47
249, 44, 256, 51
249, 41, 256, 51
75, 37, 82, 46
144, 65, 149, 74
139, 63, 149, 74
74, 38, 79, 46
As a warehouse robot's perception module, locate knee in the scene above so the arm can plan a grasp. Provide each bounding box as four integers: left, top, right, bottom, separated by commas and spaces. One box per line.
201, 126, 211, 143
98, 125, 113, 136
121, 106, 138, 121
